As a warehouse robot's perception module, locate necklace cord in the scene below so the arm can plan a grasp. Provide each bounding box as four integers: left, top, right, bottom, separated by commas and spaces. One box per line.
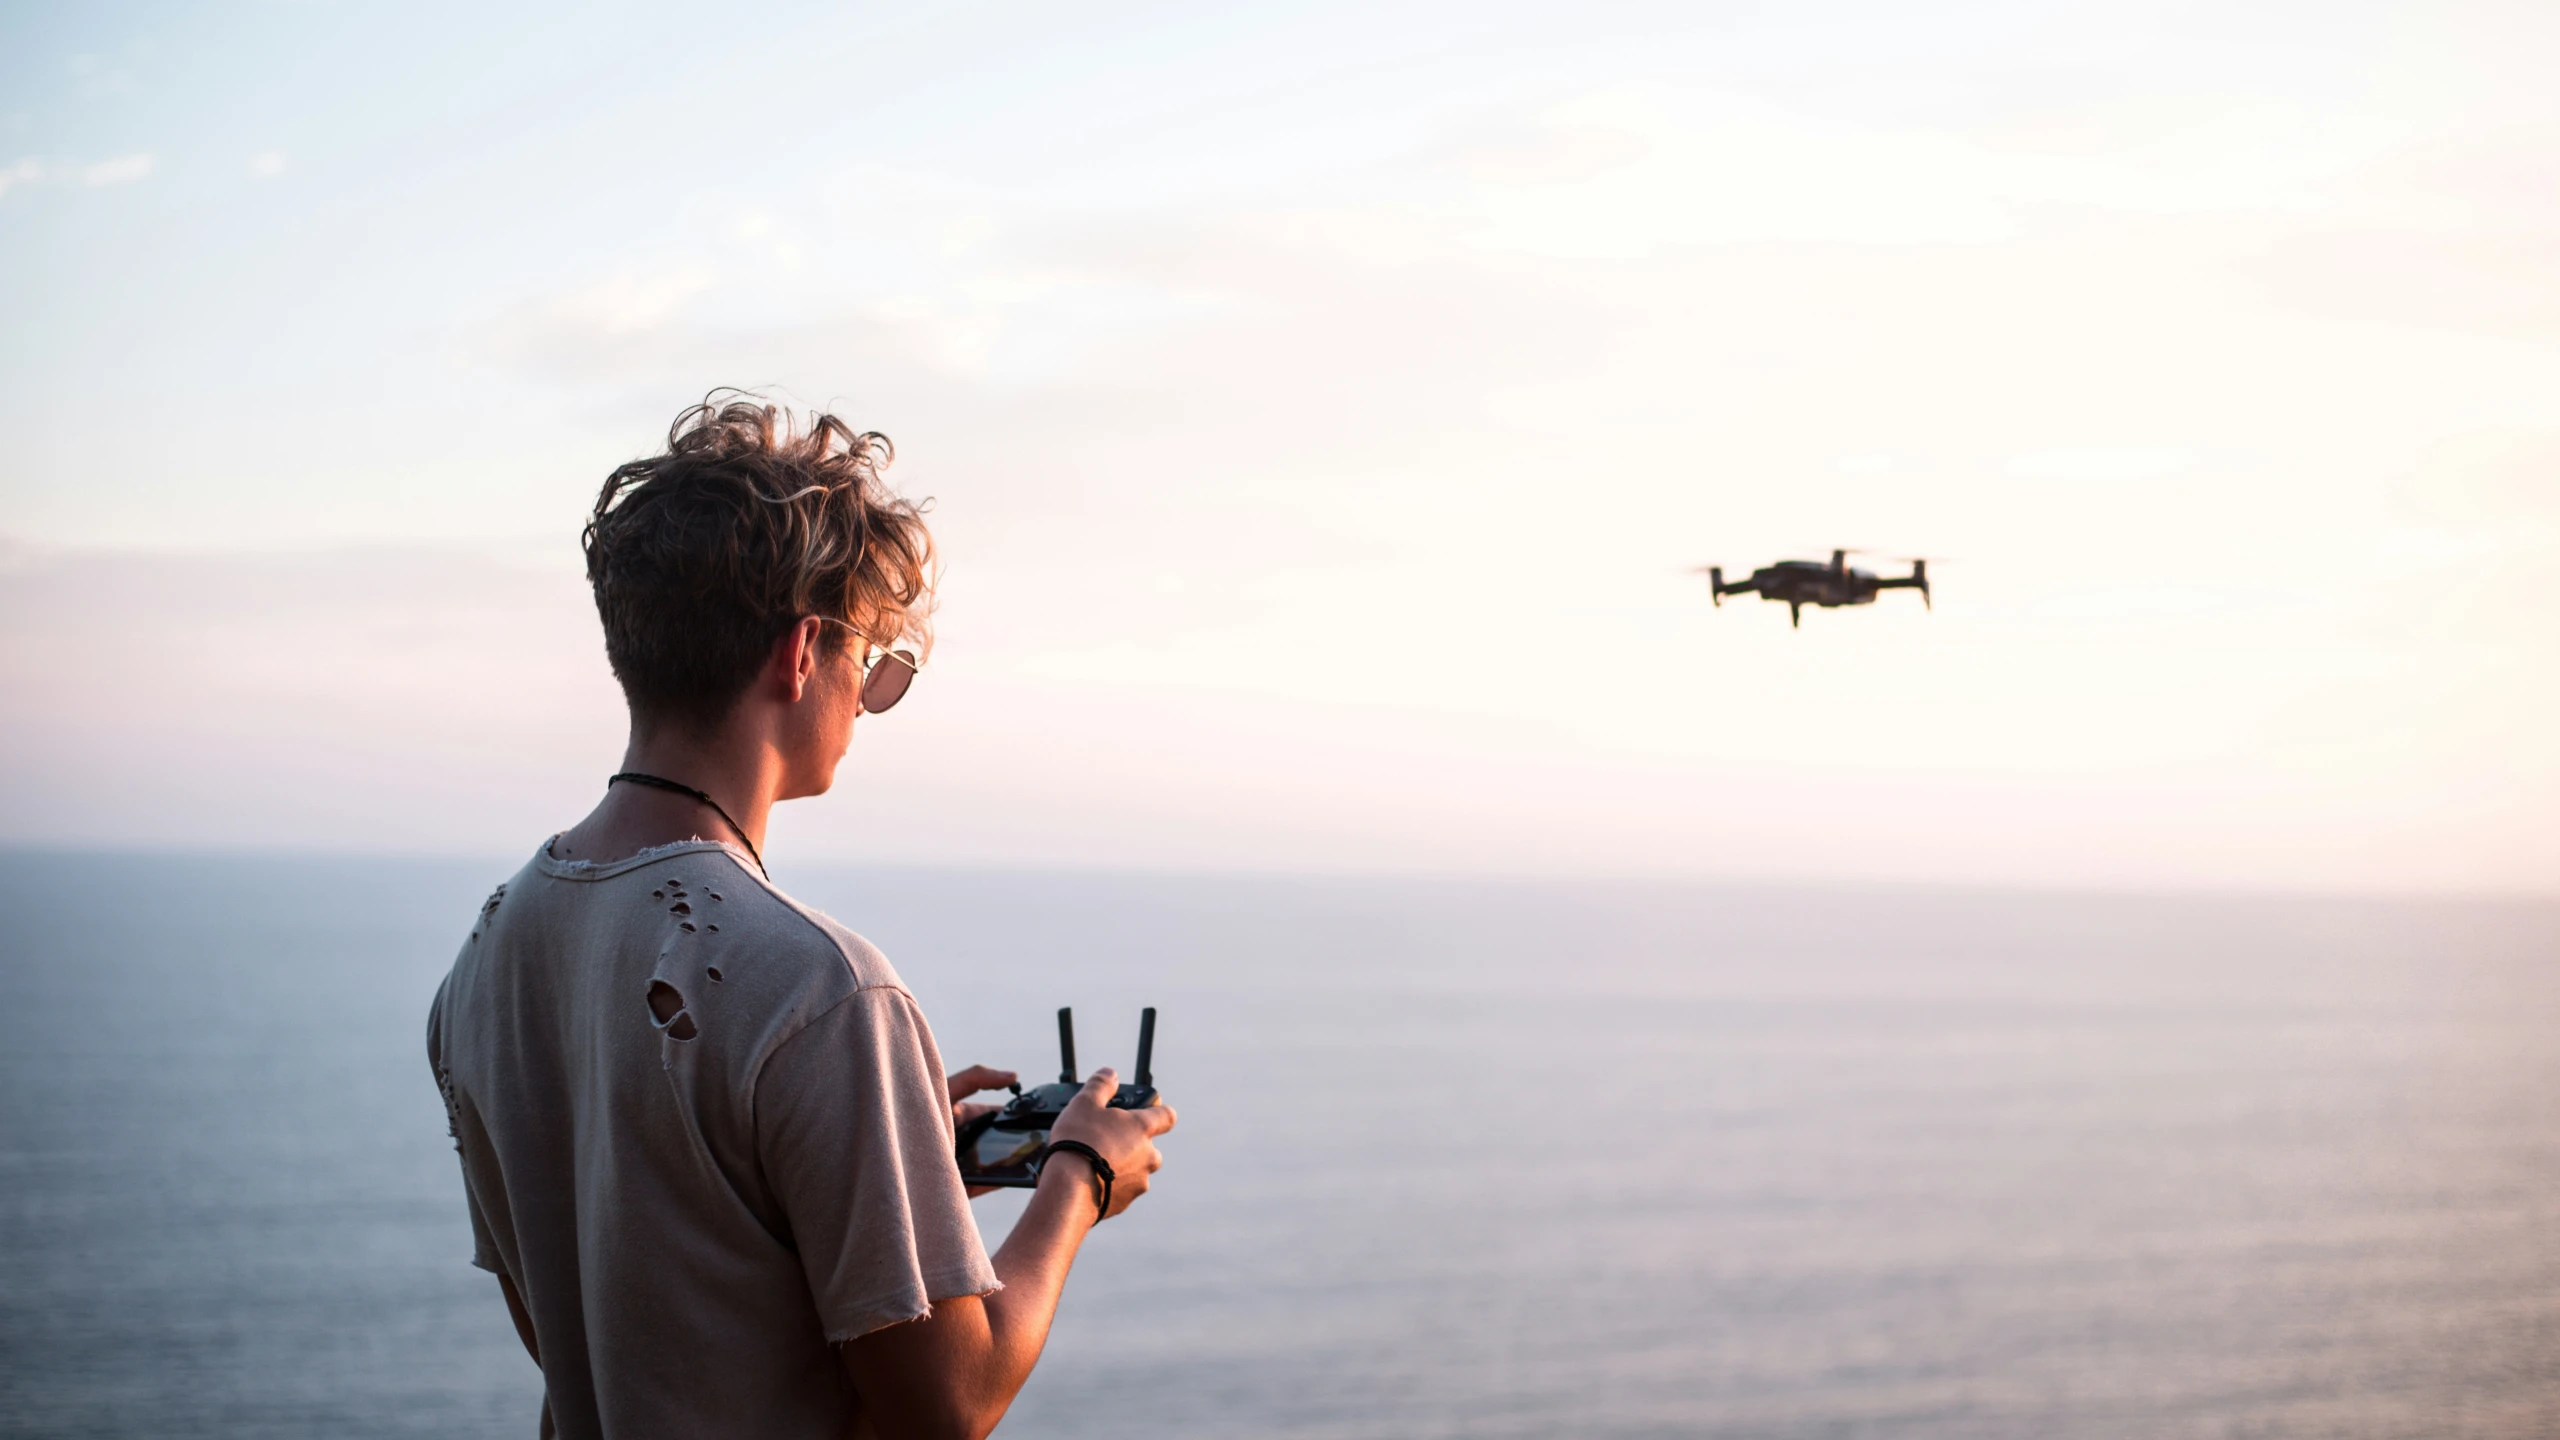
607, 772, 768, 878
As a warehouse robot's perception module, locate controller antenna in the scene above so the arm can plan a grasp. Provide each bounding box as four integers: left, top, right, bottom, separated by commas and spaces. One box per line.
1134, 1007, 1156, 1089
1056, 1007, 1077, 1084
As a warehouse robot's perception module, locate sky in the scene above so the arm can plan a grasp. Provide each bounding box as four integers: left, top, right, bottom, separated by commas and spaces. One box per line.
2, 0, 2555, 894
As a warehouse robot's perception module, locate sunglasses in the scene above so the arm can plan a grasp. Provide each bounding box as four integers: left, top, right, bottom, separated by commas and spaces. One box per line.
820, 618, 920, 714
861, 643, 919, 713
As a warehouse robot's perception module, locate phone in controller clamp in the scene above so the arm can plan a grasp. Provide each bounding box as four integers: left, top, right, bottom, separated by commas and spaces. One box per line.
955, 1007, 1157, 1188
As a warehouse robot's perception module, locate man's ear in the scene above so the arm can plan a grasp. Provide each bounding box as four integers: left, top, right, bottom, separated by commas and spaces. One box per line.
777, 616, 826, 703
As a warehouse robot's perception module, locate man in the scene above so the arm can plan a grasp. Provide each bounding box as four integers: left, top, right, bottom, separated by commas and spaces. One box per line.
427, 396, 1175, 1440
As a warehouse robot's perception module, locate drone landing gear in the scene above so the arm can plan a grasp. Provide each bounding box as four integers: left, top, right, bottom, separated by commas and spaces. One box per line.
1789, 601, 1802, 628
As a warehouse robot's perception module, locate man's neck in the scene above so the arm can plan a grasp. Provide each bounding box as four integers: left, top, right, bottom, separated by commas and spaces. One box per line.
551, 727, 784, 867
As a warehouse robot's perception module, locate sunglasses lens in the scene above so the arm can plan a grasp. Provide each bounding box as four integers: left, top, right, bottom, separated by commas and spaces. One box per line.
860, 651, 916, 713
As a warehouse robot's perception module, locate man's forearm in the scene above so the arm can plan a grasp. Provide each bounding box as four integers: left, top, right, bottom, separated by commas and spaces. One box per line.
979, 1157, 1104, 1382
841, 1161, 1099, 1440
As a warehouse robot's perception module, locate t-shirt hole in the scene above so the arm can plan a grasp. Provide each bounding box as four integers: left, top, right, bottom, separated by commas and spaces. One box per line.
646, 979, 698, 1038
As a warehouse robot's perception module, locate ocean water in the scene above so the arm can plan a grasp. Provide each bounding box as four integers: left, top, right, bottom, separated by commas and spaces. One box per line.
1, 852, 2555, 1439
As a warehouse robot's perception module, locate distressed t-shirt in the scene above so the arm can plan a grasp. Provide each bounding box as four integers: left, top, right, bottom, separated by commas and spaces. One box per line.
427, 840, 998, 1440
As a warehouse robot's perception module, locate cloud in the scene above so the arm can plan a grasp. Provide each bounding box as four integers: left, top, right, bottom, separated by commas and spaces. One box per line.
544, 264, 717, 336
1461, 92, 2033, 256
80, 153, 154, 187
65, 52, 139, 97
2004, 448, 2195, 481
1459, 122, 1654, 188
247, 150, 287, 179
0, 153, 152, 199
1451, 85, 2374, 262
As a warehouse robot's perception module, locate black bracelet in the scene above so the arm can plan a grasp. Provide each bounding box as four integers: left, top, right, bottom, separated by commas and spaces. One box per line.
1036, 1140, 1113, 1223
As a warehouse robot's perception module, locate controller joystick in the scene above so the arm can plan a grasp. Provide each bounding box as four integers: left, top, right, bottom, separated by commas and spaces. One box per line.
955, 1006, 1158, 1187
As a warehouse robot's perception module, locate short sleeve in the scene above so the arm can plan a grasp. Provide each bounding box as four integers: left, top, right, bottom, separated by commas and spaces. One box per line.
460, 1158, 504, 1274
428, 977, 506, 1274
754, 985, 1000, 1341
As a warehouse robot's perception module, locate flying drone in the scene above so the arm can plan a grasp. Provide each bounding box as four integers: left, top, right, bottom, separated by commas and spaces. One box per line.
1694, 550, 1932, 628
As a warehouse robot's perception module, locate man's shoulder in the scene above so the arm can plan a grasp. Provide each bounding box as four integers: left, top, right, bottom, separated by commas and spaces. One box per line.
672, 866, 927, 1092
720, 870, 907, 998
466, 841, 912, 1032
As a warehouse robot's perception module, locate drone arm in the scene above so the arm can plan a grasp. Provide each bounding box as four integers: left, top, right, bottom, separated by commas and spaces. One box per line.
1869, 561, 1931, 609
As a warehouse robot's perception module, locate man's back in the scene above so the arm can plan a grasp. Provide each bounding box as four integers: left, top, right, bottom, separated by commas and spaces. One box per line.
428, 840, 997, 1440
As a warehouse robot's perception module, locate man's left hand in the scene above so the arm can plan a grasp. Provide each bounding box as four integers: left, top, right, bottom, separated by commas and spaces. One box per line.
947, 1064, 1019, 1197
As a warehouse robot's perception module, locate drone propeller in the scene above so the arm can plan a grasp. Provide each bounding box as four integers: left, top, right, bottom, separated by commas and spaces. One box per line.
1842, 548, 1955, 563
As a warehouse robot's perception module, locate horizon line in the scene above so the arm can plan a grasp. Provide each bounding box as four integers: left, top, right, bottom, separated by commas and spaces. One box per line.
5, 839, 2551, 911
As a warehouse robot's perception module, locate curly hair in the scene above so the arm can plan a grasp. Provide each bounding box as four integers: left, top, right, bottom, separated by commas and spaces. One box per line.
584, 393, 935, 733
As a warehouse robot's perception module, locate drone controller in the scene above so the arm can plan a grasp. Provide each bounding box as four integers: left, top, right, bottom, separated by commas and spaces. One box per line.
955, 1006, 1158, 1188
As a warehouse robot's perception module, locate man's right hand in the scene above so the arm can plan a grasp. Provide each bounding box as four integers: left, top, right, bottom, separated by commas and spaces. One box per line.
1045, 1066, 1176, 1220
